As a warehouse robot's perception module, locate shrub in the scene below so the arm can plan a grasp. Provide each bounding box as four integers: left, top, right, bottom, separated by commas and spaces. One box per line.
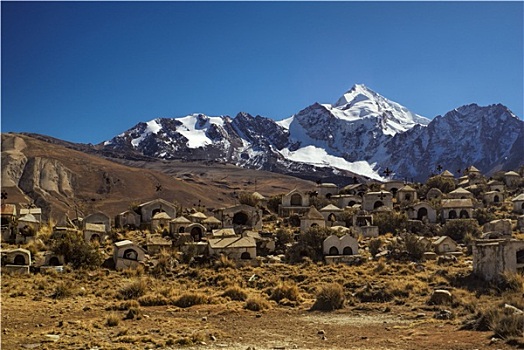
267, 194, 283, 214
245, 296, 270, 311
288, 214, 301, 227
180, 244, 198, 264
23, 239, 47, 257
309, 196, 332, 210
275, 229, 294, 252
369, 238, 383, 257
19, 225, 36, 238
426, 175, 456, 194
174, 333, 206, 346
373, 259, 388, 275
122, 265, 145, 278
51, 231, 102, 269
269, 282, 301, 304
403, 233, 427, 261
440, 219, 481, 243
474, 208, 497, 226
173, 293, 208, 308
286, 244, 317, 264
238, 192, 258, 207
292, 227, 333, 262
119, 279, 148, 300
310, 283, 345, 311
222, 286, 248, 301
374, 211, 408, 235
462, 303, 524, 340
336, 210, 354, 227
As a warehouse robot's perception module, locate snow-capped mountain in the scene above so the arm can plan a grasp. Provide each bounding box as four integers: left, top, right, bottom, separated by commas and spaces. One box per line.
102, 85, 523, 183
281, 84, 430, 164
379, 103, 524, 180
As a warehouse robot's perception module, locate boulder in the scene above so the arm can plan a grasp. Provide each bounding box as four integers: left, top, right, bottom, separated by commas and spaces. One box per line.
428, 289, 452, 305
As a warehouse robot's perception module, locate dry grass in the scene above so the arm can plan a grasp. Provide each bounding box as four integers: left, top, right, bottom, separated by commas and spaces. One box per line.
491, 311, 524, 339
172, 292, 209, 308
51, 281, 75, 299
310, 283, 345, 311
2, 247, 523, 349
373, 258, 388, 275
214, 255, 236, 270
121, 265, 145, 278
22, 239, 48, 257
497, 271, 524, 293
119, 278, 148, 300
222, 286, 248, 301
138, 293, 170, 306
105, 313, 120, 327
245, 295, 271, 311
268, 281, 301, 305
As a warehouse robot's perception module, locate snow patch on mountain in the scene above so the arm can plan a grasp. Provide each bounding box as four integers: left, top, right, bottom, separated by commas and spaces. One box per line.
131, 119, 162, 147
276, 116, 294, 130
279, 145, 384, 181
177, 114, 225, 148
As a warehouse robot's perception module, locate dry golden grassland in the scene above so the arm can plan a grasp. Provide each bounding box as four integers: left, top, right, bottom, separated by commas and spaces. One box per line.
2, 253, 523, 350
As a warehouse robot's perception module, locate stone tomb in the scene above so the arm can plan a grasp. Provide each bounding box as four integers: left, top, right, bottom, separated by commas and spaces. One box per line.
1, 248, 31, 274
323, 234, 359, 264
472, 239, 524, 281
113, 240, 146, 270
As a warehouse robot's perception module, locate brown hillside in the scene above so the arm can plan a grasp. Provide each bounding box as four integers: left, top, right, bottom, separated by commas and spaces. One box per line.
1, 133, 314, 220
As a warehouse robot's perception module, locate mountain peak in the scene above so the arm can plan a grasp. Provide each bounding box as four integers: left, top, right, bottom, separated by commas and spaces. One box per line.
326, 83, 430, 134
334, 83, 377, 107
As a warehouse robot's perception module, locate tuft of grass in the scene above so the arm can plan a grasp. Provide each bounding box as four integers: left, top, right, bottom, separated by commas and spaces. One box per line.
23, 239, 47, 257
373, 259, 388, 275
174, 333, 205, 346
51, 281, 75, 299
310, 283, 345, 311
269, 282, 301, 304
214, 255, 236, 270
491, 309, 524, 339
151, 249, 175, 276
496, 272, 524, 293
119, 278, 148, 300
173, 293, 209, 308
222, 286, 248, 301
122, 265, 145, 278
245, 295, 270, 311
33, 275, 49, 291
138, 293, 169, 306
105, 313, 120, 327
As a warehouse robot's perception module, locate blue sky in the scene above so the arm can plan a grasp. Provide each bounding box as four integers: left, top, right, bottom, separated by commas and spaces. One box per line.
2, 1, 523, 144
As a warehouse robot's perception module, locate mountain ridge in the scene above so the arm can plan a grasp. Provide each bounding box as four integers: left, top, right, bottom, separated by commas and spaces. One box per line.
101, 84, 523, 182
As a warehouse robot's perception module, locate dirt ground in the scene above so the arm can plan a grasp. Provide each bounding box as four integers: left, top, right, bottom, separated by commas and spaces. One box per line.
2, 262, 522, 350
2, 296, 515, 350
